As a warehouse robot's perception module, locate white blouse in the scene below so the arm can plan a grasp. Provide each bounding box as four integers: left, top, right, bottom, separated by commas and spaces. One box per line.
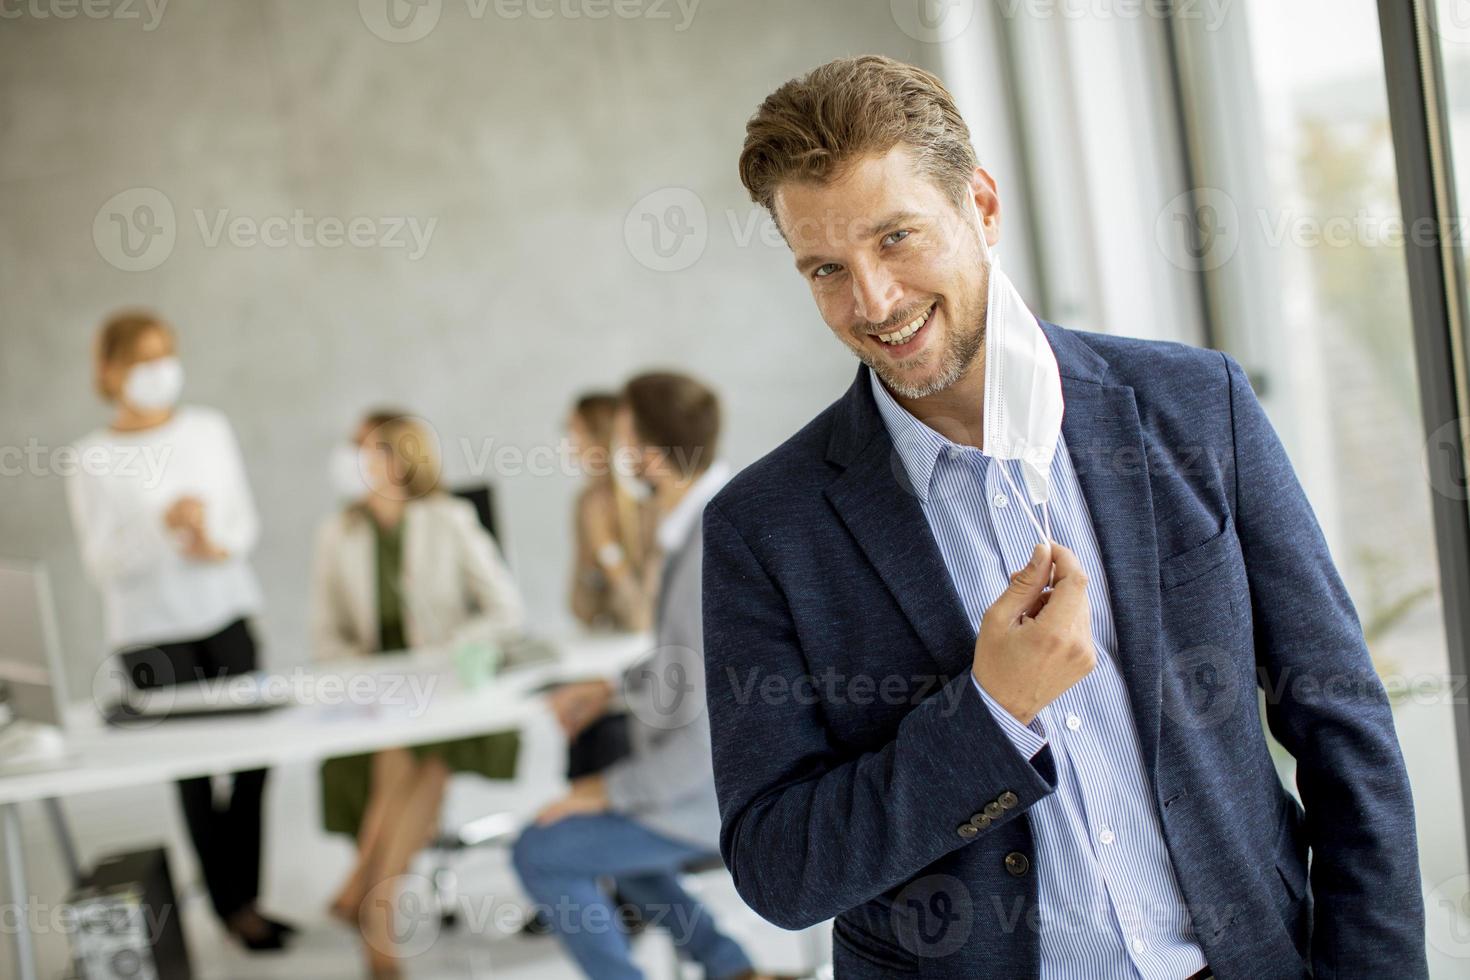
66, 405, 263, 649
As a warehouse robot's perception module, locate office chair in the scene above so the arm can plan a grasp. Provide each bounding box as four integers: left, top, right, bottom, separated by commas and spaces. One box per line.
449, 483, 502, 550
426, 482, 516, 925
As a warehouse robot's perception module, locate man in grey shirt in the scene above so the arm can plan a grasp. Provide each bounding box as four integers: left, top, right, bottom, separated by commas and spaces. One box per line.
513, 372, 772, 980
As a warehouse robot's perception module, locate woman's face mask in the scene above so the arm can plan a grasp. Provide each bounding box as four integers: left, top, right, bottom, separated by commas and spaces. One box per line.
610, 439, 653, 500
122, 356, 184, 412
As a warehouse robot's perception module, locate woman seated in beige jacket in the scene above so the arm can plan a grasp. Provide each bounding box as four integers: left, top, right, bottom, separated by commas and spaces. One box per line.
312, 409, 524, 980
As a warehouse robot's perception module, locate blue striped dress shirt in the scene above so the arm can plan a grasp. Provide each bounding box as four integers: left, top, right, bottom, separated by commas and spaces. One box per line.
870, 372, 1209, 979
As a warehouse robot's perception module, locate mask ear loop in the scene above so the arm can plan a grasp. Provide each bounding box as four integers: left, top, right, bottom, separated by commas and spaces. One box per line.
998, 461, 1057, 588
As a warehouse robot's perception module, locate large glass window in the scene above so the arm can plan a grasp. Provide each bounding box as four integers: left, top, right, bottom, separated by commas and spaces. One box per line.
1173, 1, 1469, 969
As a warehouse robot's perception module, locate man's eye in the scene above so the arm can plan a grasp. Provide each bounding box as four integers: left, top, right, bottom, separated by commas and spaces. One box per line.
882, 229, 911, 246
814, 263, 841, 279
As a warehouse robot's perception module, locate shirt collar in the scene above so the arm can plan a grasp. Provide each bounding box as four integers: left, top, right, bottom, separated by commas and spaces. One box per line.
868, 369, 974, 503
656, 459, 731, 552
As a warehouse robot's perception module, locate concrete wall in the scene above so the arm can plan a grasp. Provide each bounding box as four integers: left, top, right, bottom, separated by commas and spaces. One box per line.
0, 4, 1028, 971
0, 0, 1008, 696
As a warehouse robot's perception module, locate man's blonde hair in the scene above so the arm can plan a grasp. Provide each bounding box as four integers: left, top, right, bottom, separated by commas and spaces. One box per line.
739, 55, 978, 219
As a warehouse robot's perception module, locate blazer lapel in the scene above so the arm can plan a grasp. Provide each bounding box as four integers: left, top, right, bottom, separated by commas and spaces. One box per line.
1047, 324, 1164, 780
823, 370, 978, 679
820, 330, 1167, 782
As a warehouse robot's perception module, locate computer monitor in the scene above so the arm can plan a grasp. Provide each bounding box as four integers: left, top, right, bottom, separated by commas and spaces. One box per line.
0, 558, 69, 729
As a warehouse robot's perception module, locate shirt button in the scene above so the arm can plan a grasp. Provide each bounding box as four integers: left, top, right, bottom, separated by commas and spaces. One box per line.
992, 492, 1008, 508
1131, 937, 1146, 954
1099, 828, 1115, 846
1066, 713, 1081, 731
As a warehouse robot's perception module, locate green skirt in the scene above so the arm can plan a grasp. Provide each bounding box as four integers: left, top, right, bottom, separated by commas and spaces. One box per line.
319, 730, 521, 837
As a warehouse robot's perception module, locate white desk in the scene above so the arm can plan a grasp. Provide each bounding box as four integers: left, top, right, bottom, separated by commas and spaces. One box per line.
0, 631, 649, 980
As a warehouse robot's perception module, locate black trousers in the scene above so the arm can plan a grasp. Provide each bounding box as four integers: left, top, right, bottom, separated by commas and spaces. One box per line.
565, 711, 631, 779
121, 617, 267, 923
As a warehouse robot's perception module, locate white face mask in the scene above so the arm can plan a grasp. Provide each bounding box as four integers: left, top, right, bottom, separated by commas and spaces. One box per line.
123, 356, 184, 411
971, 198, 1065, 545
329, 443, 369, 499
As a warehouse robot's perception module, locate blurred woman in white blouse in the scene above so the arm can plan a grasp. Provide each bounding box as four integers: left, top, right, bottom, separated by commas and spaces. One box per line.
65, 310, 295, 951
312, 410, 524, 980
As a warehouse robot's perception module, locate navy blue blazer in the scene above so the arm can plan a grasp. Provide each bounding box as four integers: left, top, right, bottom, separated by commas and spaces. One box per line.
701, 322, 1427, 979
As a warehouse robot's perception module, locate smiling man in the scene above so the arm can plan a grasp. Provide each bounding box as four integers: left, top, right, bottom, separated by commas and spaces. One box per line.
700, 56, 1427, 979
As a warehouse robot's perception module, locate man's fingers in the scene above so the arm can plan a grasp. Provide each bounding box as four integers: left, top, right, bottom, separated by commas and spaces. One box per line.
1022, 588, 1055, 621
993, 541, 1054, 619
1034, 543, 1090, 622
1049, 542, 1086, 584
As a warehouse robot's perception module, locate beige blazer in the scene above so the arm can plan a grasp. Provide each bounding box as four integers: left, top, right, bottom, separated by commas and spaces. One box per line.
310, 493, 525, 660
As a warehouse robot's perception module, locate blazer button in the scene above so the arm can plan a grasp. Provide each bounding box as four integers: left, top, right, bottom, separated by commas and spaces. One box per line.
983, 801, 1003, 819
958, 822, 979, 839
998, 791, 1019, 810
1004, 851, 1029, 877
968, 813, 993, 830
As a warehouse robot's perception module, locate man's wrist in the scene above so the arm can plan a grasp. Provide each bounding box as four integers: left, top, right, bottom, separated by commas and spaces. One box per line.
972, 674, 1048, 760
971, 671, 1036, 726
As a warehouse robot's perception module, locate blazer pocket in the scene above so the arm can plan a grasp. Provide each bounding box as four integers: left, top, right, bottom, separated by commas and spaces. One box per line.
1158, 517, 1238, 592
1273, 794, 1309, 902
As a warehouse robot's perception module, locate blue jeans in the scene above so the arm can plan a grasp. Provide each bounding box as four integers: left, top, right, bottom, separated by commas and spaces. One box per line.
512, 814, 753, 980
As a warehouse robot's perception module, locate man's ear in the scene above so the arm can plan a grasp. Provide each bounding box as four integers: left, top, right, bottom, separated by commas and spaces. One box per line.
970, 167, 1001, 248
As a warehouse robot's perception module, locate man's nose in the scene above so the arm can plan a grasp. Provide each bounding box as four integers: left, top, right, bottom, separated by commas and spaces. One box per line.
850, 262, 901, 326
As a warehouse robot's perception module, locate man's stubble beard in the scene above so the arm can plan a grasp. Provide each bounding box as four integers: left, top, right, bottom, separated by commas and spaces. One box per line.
862, 264, 989, 400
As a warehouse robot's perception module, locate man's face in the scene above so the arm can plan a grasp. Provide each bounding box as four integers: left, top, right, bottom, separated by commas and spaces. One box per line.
774, 146, 998, 399
612, 406, 663, 489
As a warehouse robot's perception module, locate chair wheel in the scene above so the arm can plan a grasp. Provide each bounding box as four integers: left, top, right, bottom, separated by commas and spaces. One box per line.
440, 911, 458, 930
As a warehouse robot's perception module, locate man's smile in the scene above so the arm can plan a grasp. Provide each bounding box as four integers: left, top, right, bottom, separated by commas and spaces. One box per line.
865, 301, 937, 359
